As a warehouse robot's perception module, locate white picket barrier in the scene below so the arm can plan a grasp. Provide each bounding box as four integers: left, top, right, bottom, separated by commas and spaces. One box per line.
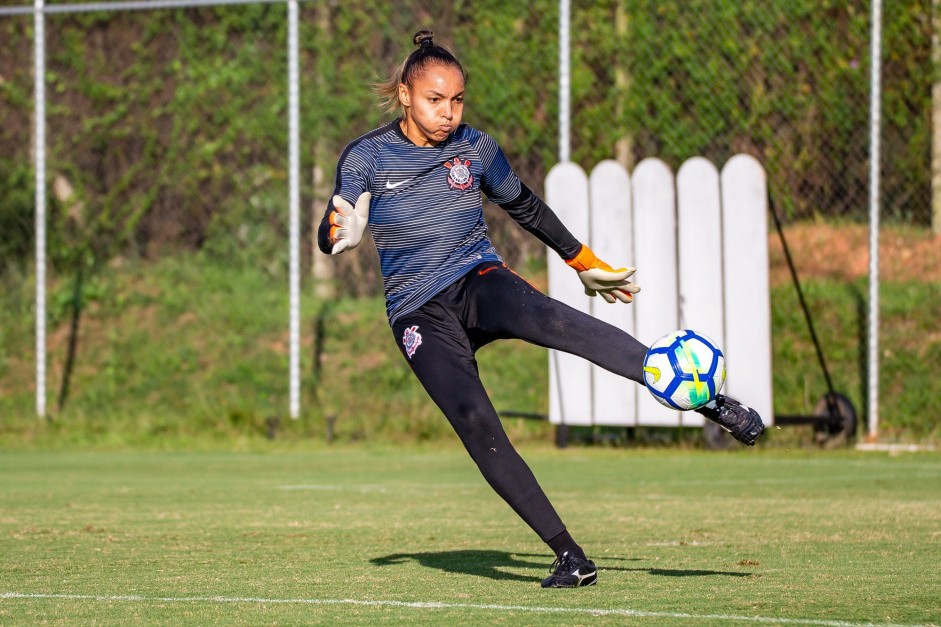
631, 158, 680, 426
676, 157, 724, 428
546, 162, 593, 426
720, 155, 773, 424
544, 156, 774, 429
588, 161, 636, 426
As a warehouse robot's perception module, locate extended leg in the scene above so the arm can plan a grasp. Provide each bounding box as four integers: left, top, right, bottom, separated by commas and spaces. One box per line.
465, 265, 764, 445
464, 264, 647, 382
391, 304, 568, 542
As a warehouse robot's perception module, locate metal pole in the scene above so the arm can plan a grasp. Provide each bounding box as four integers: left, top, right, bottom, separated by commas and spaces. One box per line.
2, 0, 290, 16
559, 0, 570, 162
867, 0, 882, 439
34, 0, 47, 419
287, 0, 301, 419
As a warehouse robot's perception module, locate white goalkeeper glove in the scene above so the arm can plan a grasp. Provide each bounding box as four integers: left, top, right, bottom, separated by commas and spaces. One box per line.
328, 192, 371, 255
565, 244, 641, 304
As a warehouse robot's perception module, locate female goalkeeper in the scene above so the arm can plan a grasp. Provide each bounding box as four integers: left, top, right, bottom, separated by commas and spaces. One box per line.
318, 30, 764, 588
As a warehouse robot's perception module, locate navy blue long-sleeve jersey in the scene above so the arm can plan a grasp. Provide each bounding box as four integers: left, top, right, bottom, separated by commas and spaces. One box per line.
318, 120, 581, 323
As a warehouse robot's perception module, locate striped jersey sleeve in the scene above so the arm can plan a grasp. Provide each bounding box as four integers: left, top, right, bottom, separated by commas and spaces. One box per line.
469, 127, 581, 260
473, 129, 521, 204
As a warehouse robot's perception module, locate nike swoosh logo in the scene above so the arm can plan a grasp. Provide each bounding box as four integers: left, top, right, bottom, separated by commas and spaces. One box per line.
385, 179, 411, 189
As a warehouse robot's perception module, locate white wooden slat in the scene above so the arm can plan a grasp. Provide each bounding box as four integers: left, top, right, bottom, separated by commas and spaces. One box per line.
675, 157, 724, 427
588, 160, 636, 426
545, 162, 593, 426
720, 154, 774, 425
631, 158, 681, 426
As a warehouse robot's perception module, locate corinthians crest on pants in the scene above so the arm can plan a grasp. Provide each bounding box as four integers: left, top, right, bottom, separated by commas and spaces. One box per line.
402, 325, 423, 359
444, 156, 473, 190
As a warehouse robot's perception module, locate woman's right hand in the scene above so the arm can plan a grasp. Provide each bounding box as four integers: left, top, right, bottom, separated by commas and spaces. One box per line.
329, 192, 372, 254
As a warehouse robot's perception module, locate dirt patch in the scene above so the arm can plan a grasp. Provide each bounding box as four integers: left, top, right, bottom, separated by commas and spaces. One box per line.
769, 223, 941, 286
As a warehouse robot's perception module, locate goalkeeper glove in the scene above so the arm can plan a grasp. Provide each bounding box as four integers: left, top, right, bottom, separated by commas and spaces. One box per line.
328, 192, 371, 254
565, 244, 640, 304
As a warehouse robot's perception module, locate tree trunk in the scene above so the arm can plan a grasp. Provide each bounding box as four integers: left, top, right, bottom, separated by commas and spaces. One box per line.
310, 2, 335, 298
615, 0, 634, 171
57, 264, 84, 413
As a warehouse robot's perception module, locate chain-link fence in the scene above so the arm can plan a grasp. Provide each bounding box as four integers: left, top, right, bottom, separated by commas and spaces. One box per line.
1, 2, 298, 425
315, 1, 933, 286
0, 0, 934, 425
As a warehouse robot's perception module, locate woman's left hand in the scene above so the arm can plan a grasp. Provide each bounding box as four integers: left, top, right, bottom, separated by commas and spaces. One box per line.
565, 244, 641, 304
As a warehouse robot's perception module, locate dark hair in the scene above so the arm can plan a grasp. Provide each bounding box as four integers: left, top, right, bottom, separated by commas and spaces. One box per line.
375, 30, 467, 115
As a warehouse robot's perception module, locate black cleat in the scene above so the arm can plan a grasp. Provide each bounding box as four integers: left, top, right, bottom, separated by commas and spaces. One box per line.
541, 551, 597, 588
697, 394, 765, 446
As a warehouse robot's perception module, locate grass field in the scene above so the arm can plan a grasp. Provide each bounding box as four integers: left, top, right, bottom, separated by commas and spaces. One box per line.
1, 446, 939, 625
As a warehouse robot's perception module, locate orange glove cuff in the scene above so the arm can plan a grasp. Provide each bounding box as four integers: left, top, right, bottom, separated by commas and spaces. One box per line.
565, 244, 613, 272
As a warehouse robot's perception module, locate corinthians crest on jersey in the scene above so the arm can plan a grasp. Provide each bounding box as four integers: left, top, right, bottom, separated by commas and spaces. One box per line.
444, 156, 474, 191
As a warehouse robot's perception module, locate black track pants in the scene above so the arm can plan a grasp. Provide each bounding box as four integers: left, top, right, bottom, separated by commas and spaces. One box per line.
391, 261, 648, 541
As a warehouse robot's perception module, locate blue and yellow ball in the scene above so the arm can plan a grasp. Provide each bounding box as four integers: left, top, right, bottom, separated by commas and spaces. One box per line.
643, 329, 725, 410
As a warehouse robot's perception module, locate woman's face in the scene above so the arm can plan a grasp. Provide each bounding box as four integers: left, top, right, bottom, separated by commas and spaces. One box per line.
399, 63, 465, 147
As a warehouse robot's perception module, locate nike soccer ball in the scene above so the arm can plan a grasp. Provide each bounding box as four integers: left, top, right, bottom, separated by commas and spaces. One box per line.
643, 329, 725, 410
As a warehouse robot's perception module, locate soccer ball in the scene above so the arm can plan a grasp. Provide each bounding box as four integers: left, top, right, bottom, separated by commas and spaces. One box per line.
643, 329, 725, 410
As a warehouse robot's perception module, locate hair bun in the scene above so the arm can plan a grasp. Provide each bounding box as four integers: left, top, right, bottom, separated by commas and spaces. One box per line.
413, 30, 434, 48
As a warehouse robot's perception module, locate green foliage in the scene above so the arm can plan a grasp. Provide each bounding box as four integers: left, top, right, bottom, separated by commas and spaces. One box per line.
0, 159, 33, 271
609, 0, 875, 220
454, 0, 560, 184
771, 277, 941, 441
2, 6, 292, 273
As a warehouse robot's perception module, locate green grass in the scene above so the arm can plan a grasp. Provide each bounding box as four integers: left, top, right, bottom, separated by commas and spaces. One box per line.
1, 446, 939, 625
0, 255, 554, 447
1, 250, 940, 446
771, 277, 941, 442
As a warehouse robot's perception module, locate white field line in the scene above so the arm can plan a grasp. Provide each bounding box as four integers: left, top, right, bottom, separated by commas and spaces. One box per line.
276, 484, 389, 493
855, 443, 938, 453
0, 592, 933, 627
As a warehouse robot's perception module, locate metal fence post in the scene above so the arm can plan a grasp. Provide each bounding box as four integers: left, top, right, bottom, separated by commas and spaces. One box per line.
288, 0, 301, 419
558, 0, 570, 163
33, 0, 47, 420
868, 0, 882, 440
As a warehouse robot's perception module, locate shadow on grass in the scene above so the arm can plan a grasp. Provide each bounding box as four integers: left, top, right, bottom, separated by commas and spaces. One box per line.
605, 567, 753, 578
371, 550, 751, 582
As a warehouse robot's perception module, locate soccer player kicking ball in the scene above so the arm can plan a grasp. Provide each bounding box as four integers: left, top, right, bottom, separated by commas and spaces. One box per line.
318, 30, 765, 588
